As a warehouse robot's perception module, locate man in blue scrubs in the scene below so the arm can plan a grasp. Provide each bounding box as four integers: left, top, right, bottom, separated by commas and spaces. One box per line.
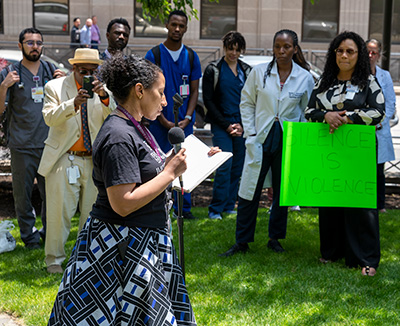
145, 10, 202, 219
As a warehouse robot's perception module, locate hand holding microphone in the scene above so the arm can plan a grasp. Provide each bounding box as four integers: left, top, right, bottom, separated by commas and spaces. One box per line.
168, 126, 186, 193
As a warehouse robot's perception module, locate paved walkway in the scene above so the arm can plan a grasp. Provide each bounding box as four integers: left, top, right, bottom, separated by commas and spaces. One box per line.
0, 313, 24, 326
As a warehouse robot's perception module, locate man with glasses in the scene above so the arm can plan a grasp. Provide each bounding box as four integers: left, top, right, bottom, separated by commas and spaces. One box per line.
0, 27, 65, 250
38, 48, 116, 273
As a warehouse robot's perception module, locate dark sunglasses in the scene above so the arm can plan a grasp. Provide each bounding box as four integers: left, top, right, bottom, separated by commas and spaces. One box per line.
78, 69, 96, 75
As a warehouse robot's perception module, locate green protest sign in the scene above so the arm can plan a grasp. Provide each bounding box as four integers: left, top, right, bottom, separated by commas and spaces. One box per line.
280, 121, 376, 208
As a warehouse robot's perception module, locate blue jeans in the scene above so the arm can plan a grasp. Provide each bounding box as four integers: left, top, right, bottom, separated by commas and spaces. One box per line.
173, 191, 191, 213
209, 124, 245, 214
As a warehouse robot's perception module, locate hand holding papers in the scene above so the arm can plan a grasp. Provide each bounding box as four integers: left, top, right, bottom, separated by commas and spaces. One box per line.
172, 134, 233, 193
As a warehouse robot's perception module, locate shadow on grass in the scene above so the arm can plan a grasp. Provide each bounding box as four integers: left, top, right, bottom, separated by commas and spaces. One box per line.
0, 216, 79, 288
1, 208, 399, 325
179, 207, 400, 325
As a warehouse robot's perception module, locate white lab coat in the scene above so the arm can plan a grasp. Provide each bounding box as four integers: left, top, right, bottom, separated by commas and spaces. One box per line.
238, 60, 315, 200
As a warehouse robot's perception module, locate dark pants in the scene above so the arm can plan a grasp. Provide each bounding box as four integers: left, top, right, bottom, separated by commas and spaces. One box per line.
91, 41, 99, 50
236, 122, 288, 243
377, 163, 385, 210
319, 207, 380, 268
173, 191, 191, 213
209, 123, 245, 214
10, 148, 46, 245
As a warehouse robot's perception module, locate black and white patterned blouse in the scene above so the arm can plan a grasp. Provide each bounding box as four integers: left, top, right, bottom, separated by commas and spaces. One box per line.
305, 75, 385, 125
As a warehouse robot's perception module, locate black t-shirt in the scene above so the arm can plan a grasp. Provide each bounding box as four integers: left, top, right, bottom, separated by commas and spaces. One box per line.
91, 114, 168, 228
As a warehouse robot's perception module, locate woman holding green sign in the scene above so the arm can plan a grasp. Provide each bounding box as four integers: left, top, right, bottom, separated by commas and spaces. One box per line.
305, 31, 385, 276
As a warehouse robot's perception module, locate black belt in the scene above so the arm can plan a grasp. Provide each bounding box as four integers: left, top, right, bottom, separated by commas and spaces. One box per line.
67, 150, 92, 157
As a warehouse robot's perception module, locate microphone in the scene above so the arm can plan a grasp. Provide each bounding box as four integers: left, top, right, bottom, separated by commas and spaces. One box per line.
168, 126, 185, 194
172, 93, 183, 126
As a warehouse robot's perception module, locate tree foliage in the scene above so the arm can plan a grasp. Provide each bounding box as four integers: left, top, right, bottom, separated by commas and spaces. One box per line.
138, 0, 218, 22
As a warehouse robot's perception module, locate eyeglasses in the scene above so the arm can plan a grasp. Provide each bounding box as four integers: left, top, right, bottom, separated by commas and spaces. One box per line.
369, 51, 379, 56
335, 48, 358, 56
78, 69, 96, 75
22, 41, 44, 47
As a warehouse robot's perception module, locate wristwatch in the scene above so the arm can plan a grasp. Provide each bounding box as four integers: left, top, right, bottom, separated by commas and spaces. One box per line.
185, 115, 192, 121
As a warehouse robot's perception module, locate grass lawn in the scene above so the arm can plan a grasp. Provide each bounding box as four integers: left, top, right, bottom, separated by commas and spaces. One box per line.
0, 207, 399, 325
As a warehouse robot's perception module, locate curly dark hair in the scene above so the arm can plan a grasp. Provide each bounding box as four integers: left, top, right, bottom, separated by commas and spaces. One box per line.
265, 29, 309, 79
168, 10, 188, 23
106, 18, 131, 33
222, 31, 246, 53
98, 53, 162, 103
319, 31, 370, 92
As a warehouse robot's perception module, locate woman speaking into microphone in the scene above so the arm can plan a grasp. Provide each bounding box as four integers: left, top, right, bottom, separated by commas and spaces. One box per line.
48, 54, 197, 326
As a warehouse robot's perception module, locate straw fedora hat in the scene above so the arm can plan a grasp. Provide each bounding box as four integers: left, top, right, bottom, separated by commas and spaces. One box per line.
68, 48, 103, 65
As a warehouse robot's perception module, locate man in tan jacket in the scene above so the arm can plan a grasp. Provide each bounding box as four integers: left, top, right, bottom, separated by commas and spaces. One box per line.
38, 49, 116, 273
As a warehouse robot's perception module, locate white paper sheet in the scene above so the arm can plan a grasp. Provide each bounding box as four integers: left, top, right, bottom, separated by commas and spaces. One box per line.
171, 134, 233, 193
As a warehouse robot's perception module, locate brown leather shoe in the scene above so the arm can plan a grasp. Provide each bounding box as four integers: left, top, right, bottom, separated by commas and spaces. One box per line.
47, 265, 64, 274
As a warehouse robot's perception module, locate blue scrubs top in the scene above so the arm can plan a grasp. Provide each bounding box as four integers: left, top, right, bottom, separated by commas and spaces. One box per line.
219, 60, 245, 124
145, 43, 202, 152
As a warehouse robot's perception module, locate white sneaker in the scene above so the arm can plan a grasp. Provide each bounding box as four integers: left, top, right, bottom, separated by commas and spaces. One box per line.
209, 212, 222, 220
290, 205, 301, 211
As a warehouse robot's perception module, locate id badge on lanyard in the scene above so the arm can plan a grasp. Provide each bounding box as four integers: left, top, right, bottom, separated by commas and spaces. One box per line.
179, 74, 189, 99
31, 75, 44, 103
345, 84, 358, 100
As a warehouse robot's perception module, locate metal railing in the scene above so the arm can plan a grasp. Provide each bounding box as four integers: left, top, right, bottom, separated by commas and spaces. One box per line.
4, 39, 400, 84
0, 41, 222, 72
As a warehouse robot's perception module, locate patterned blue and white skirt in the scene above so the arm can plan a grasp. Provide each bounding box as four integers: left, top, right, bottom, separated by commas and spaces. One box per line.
48, 216, 196, 326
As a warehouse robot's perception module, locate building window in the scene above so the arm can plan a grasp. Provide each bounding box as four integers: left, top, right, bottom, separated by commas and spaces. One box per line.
200, 0, 237, 39
33, 0, 69, 34
369, 0, 400, 44
134, 1, 167, 38
302, 0, 339, 42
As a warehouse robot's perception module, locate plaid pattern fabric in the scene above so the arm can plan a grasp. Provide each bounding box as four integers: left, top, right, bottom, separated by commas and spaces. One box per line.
48, 217, 196, 326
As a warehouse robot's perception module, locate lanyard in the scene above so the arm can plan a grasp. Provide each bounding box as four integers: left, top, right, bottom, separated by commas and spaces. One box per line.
117, 105, 162, 160
18, 61, 46, 87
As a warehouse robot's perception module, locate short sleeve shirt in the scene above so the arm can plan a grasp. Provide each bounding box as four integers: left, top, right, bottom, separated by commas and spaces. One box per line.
0, 61, 53, 148
145, 44, 202, 123
145, 44, 202, 152
91, 114, 169, 228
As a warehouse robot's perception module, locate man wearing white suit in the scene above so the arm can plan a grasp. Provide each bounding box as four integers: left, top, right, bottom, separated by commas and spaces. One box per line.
38, 49, 116, 273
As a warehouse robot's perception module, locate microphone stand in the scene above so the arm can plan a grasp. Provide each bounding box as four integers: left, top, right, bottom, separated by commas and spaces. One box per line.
172, 93, 185, 279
